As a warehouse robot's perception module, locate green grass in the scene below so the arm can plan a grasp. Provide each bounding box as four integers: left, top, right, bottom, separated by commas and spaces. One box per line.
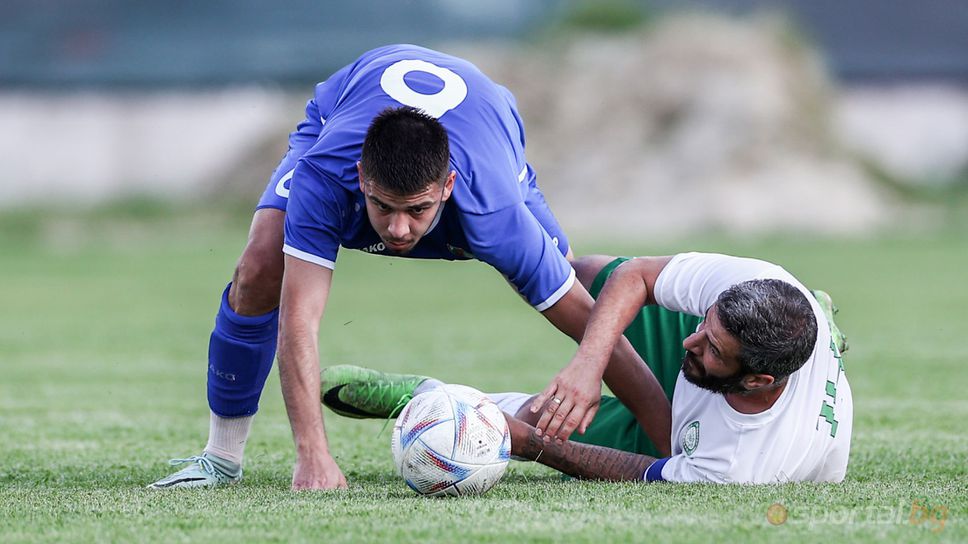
1, 211, 965, 543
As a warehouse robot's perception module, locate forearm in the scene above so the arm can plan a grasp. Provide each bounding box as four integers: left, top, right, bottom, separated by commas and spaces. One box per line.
278, 318, 330, 455
508, 416, 655, 481
573, 260, 652, 362
277, 257, 335, 457
579, 257, 672, 453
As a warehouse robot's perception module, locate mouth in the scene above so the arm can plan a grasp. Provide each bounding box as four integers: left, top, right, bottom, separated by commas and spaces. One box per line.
385, 240, 412, 252
682, 353, 704, 378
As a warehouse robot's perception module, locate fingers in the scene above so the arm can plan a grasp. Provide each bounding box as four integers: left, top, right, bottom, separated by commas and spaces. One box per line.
543, 396, 576, 441
533, 393, 562, 437
530, 382, 558, 414
531, 381, 559, 435
290, 464, 348, 491
578, 403, 599, 435
291, 477, 346, 491
560, 403, 587, 441
528, 371, 603, 441
540, 395, 600, 442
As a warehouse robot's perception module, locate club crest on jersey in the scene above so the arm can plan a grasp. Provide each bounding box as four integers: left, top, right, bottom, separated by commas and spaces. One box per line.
682, 421, 700, 456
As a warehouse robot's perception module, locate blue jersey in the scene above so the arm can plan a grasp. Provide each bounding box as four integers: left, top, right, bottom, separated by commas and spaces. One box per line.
274, 45, 574, 310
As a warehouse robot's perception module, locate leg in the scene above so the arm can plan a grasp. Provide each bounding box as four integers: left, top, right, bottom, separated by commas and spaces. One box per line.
151, 98, 323, 488
205, 208, 285, 423
318, 363, 665, 463
228, 209, 286, 315
149, 209, 286, 489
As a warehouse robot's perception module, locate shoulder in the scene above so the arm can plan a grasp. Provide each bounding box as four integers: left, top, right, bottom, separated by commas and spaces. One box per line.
654, 252, 804, 315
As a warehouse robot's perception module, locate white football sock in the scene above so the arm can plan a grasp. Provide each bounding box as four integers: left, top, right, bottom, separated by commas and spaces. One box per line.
414, 379, 531, 416
413, 378, 444, 396
486, 392, 532, 416
203, 412, 252, 465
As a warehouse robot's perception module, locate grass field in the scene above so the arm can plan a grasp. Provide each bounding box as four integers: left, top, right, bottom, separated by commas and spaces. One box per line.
1, 206, 965, 542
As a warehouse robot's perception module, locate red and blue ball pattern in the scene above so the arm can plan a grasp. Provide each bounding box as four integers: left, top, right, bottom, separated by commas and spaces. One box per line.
391, 384, 510, 496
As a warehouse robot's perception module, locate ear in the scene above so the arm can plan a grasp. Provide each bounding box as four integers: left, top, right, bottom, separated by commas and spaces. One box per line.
357, 162, 366, 193
441, 171, 456, 201
741, 373, 776, 391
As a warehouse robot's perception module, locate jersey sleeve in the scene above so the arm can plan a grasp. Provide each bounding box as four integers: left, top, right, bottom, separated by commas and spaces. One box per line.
282, 161, 350, 269
652, 252, 789, 316
650, 454, 732, 483
459, 203, 575, 311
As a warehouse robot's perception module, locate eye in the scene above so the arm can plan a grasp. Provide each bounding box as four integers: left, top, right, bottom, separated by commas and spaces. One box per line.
709, 344, 721, 360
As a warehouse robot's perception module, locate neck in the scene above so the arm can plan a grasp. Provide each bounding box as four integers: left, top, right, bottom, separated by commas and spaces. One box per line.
725, 380, 787, 414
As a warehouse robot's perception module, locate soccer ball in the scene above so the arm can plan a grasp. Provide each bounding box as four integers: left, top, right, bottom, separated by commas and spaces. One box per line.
391, 384, 510, 496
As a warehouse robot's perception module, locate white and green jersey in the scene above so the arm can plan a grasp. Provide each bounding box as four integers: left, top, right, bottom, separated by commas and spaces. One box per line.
646, 253, 852, 483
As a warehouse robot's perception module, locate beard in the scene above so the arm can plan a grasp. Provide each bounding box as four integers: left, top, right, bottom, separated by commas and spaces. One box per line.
681, 352, 749, 395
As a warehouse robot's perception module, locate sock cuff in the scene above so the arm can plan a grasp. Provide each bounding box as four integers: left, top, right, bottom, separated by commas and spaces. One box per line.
204, 412, 253, 466
215, 283, 279, 340
486, 392, 532, 416
413, 378, 444, 396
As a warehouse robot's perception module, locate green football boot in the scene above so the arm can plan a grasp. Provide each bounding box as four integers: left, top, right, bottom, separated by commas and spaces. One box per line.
811, 289, 849, 355
321, 364, 429, 419
147, 452, 242, 489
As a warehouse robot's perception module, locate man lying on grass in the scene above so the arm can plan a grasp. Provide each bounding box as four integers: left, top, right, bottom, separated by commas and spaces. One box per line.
322, 252, 853, 483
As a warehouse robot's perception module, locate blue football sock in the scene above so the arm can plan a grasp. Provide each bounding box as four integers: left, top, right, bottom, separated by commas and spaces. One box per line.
207, 283, 279, 418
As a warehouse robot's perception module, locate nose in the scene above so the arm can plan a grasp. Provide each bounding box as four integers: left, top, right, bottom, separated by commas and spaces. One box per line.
387, 213, 410, 239
683, 331, 702, 354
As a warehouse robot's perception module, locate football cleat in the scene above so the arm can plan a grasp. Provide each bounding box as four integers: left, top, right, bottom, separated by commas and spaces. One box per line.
321, 364, 428, 419
812, 289, 849, 355
147, 452, 242, 489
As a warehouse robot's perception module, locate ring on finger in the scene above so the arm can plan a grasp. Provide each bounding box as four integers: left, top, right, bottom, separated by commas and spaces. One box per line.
551, 397, 562, 404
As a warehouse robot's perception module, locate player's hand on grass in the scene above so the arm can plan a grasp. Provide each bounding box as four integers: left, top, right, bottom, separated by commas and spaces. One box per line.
292, 451, 348, 490
531, 357, 603, 442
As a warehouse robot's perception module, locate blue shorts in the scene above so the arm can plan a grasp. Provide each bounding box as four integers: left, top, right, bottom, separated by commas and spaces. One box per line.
256, 100, 323, 212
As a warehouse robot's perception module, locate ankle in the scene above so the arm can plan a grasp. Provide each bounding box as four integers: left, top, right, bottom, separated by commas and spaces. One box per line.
204, 412, 253, 465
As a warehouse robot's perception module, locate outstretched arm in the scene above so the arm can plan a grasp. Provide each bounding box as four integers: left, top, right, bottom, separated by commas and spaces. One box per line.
507, 414, 656, 481
278, 255, 347, 490
534, 257, 675, 449
537, 279, 672, 455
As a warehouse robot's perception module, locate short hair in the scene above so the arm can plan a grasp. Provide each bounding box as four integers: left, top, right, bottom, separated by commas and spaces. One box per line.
360, 106, 450, 195
715, 279, 818, 382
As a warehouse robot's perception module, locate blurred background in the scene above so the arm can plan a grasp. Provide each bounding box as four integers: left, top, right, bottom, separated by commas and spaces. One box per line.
2, 0, 966, 238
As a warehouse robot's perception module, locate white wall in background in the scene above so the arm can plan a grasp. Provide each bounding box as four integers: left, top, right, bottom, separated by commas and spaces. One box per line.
0, 88, 295, 206
836, 85, 968, 185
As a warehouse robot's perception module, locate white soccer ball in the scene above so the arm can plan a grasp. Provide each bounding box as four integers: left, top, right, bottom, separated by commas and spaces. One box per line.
390, 384, 510, 497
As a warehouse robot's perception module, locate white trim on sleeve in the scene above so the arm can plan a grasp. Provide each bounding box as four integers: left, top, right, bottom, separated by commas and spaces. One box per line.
283, 244, 336, 269
534, 267, 576, 312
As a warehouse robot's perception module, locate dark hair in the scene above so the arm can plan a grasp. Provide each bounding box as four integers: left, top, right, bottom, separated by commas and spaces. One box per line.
715, 279, 818, 382
360, 106, 450, 195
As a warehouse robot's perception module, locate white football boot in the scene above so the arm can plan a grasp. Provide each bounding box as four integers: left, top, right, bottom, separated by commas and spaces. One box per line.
147, 452, 241, 489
